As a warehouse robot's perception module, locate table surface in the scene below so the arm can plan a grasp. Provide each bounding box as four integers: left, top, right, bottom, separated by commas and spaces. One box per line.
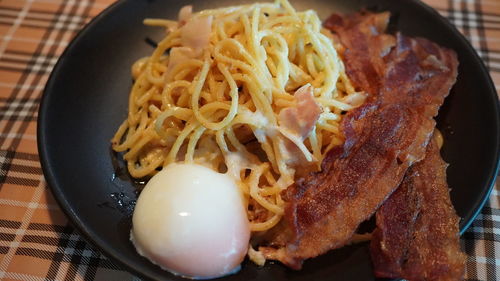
0, 0, 499, 280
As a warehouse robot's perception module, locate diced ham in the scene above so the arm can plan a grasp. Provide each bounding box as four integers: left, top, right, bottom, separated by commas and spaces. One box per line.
181, 15, 213, 56
178, 5, 192, 27
165, 6, 212, 77
341, 92, 367, 108
278, 84, 322, 139
167, 47, 195, 74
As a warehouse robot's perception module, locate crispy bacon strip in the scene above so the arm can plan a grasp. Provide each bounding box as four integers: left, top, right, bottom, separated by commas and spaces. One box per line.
260, 12, 458, 269
370, 137, 466, 280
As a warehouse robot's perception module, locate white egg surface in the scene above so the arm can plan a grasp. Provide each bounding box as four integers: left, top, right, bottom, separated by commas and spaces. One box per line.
131, 163, 250, 279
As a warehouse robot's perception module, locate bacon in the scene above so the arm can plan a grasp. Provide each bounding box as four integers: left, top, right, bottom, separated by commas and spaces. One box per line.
260, 12, 459, 270
324, 12, 395, 95
370, 137, 466, 281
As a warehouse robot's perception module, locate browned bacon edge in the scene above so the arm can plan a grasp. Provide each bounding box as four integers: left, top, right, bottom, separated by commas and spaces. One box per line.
370, 137, 466, 281
259, 12, 459, 270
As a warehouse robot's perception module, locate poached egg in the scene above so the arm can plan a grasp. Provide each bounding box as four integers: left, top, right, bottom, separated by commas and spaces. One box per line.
131, 163, 250, 279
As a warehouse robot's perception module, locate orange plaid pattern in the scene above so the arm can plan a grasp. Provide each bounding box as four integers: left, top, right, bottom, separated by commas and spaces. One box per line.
0, 0, 498, 280
0, 1, 130, 280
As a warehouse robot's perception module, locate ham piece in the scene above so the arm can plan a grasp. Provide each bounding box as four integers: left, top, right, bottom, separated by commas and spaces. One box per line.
279, 84, 322, 140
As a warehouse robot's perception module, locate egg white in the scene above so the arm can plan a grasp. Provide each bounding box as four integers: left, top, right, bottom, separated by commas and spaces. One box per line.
131, 163, 250, 279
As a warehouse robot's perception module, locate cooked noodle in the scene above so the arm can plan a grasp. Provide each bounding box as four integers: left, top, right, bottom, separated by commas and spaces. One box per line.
112, 0, 364, 232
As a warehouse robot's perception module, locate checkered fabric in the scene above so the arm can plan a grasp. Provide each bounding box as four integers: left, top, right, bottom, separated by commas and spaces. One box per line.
0, 0, 498, 280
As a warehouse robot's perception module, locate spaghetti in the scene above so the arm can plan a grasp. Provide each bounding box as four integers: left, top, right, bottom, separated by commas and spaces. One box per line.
112, 0, 364, 233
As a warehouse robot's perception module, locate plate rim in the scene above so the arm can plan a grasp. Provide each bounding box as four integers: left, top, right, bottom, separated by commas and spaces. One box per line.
36, 0, 149, 277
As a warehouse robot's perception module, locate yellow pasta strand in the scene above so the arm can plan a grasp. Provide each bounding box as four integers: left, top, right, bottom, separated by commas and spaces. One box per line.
112, 0, 362, 236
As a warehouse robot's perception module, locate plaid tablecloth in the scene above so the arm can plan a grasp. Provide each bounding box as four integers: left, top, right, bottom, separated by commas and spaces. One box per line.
0, 0, 499, 280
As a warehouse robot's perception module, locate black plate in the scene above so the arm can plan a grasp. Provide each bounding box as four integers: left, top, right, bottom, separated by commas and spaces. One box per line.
38, 0, 500, 280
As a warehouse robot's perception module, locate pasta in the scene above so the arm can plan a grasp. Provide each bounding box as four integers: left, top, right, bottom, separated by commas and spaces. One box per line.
111, 0, 364, 233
